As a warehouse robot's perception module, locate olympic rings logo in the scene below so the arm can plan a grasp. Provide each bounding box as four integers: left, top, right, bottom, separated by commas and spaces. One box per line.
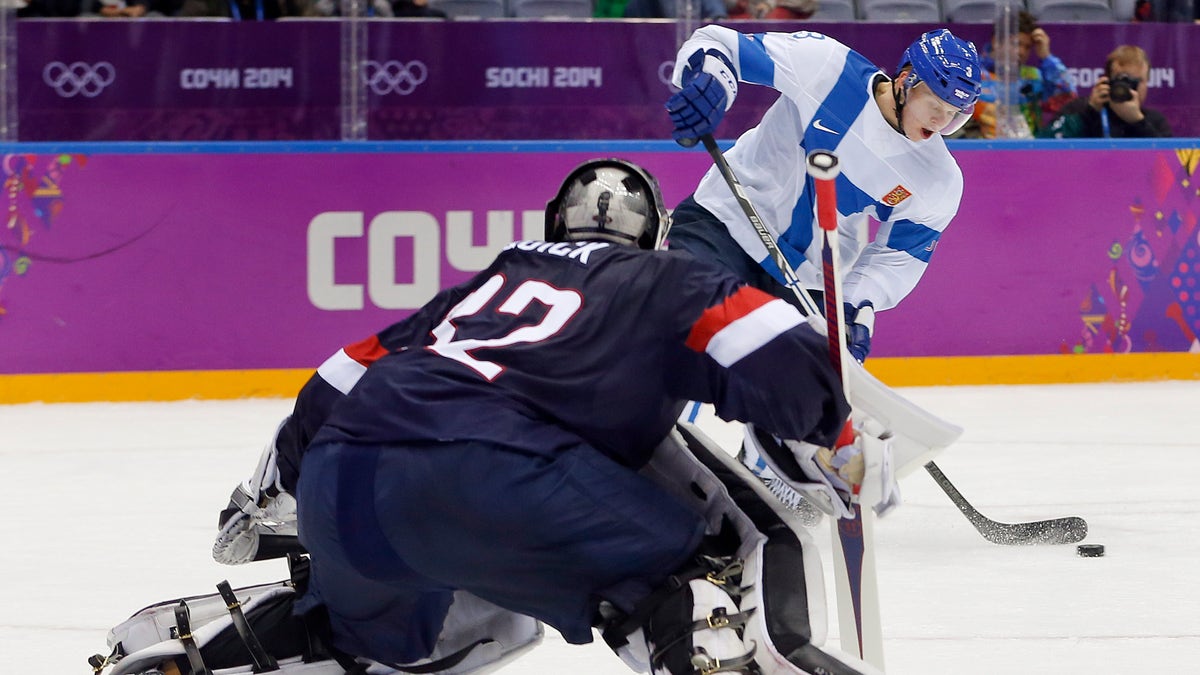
362, 60, 428, 96
42, 61, 117, 98
658, 60, 676, 89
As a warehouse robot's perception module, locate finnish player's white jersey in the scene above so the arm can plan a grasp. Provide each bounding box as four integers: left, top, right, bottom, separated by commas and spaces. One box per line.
673, 26, 965, 311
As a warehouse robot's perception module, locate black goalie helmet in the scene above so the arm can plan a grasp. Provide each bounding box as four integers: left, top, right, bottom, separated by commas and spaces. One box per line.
544, 159, 671, 251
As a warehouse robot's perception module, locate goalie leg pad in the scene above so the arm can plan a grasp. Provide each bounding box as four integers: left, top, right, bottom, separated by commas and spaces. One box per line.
93, 562, 542, 675
600, 555, 756, 675
617, 424, 882, 675
641, 559, 757, 674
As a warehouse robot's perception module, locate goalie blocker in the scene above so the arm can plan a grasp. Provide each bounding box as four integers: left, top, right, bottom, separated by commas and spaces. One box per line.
91, 423, 880, 675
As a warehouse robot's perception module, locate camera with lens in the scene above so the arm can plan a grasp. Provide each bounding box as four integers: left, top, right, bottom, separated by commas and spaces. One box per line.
1109, 74, 1140, 104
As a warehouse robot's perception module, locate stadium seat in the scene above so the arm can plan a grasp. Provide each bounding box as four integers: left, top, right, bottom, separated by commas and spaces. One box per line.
943, 0, 1028, 21
806, 0, 859, 20
508, 0, 593, 16
1109, 0, 1136, 19
427, 0, 507, 17
857, 0, 941, 20
1027, 0, 1114, 20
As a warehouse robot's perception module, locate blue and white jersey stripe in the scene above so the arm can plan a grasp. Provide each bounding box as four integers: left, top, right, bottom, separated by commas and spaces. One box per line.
672, 26, 965, 311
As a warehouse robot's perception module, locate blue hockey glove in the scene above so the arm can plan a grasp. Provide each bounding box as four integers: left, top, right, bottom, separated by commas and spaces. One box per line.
844, 301, 874, 363
666, 49, 738, 147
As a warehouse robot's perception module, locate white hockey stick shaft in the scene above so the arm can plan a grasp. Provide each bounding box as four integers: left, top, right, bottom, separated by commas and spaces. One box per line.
807, 150, 885, 670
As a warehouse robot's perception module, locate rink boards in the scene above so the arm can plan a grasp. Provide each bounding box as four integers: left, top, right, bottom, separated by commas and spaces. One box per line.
1, 140, 1198, 402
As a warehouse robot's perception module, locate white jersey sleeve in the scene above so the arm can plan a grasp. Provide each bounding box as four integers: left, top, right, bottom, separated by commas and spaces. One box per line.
676, 26, 965, 312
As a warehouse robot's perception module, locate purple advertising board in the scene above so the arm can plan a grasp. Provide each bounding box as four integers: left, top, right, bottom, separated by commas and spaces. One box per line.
16, 20, 1200, 141
2, 141, 1199, 377
20, 20, 341, 141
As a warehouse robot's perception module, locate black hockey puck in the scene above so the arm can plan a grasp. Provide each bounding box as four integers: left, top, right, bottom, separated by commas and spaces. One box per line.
1077, 544, 1105, 558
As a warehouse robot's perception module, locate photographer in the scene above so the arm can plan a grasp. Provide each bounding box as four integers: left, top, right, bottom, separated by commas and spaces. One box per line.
1039, 45, 1171, 138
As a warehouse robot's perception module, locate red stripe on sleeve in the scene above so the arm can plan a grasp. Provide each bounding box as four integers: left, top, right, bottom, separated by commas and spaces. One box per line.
342, 335, 388, 367
685, 286, 776, 353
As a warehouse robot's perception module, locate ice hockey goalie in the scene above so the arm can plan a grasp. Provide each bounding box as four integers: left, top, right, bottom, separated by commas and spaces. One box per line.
89, 422, 881, 675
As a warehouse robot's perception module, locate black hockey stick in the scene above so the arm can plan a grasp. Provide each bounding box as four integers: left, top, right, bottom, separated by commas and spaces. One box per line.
697, 133, 1089, 547
924, 461, 1088, 545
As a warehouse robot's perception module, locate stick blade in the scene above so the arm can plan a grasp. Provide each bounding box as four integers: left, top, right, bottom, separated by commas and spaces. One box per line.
977, 515, 1089, 546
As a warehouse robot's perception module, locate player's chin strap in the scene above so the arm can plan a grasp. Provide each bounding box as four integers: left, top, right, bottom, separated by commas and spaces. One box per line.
889, 74, 909, 137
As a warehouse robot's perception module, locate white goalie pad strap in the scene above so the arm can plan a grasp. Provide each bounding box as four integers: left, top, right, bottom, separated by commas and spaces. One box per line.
846, 359, 964, 478
640, 576, 751, 675
101, 582, 541, 675
107, 585, 296, 675
106, 581, 290, 660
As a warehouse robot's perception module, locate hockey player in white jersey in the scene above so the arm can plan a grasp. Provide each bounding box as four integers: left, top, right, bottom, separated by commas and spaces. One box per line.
665, 26, 982, 503
667, 26, 981, 359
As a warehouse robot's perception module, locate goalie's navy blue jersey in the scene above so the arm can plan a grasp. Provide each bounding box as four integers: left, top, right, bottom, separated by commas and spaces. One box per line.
309, 240, 848, 471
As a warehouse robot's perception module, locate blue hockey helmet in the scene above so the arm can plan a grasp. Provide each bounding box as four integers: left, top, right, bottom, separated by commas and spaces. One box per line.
896, 29, 982, 134
545, 159, 670, 250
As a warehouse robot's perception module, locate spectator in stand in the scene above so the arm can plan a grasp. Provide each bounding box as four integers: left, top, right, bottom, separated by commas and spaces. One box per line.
594, 0, 629, 15
725, 0, 815, 19
391, 0, 446, 16
724, 0, 771, 18
1039, 45, 1172, 138
763, 0, 813, 18
16, 0, 86, 16
623, 0, 728, 20
93, 0, 149, 17
300, 0, 394, 15
963, 10, 1075, 138
1134, 0, 1196, 21
178, 0, 300, 18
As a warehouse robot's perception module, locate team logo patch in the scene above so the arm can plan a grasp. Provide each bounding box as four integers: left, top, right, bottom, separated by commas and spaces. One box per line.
882, 185, 912, 206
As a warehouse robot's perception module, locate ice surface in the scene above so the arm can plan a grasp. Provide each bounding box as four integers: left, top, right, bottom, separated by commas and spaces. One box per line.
2, 381, 1197, 673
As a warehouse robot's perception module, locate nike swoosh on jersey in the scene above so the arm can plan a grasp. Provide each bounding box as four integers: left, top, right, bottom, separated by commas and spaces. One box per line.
812, 118, 839, 135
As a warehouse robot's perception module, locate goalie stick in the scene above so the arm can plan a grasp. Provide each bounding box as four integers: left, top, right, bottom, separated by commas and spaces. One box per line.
807, 147, 884, 669
696, 133, 1088, 547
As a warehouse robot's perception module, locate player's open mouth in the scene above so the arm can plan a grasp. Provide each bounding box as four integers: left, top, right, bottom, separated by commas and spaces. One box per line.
921, 128, 934, 139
